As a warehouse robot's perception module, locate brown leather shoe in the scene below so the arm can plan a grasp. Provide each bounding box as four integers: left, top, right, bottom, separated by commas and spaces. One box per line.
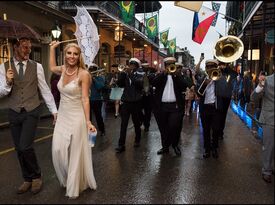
17, 182, 32, 194
262, 174, 272, 183
31, 178, 43, 194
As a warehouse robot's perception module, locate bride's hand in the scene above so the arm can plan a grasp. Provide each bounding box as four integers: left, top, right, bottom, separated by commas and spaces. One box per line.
87, 121, 97, 132
49, 40, 60, 48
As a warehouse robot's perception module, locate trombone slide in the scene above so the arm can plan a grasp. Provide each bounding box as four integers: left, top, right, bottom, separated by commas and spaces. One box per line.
197, 77, 209, 96
90, 68, 105, 75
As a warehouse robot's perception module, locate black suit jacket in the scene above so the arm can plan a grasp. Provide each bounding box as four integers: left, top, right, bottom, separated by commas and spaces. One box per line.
150, 72, 191, 112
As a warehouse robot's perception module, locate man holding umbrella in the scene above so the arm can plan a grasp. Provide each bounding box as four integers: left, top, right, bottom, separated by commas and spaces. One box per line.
0, 37, 57, 194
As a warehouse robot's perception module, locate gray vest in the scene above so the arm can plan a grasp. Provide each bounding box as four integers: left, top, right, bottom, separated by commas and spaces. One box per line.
4, 59, 40, 113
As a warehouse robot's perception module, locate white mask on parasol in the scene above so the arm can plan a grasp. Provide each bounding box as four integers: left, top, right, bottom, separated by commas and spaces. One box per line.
73, 5, 100, 68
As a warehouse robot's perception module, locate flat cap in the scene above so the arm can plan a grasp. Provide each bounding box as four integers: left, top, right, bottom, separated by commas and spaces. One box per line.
175, 62, 183, 67
205, 59, 219, 66
90, 63, 99, 68
141, 63, 149, 67
129, 58, 141, 68
163, 57, 176, 64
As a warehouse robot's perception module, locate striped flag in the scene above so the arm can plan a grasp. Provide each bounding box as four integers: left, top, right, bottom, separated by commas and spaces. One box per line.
211, 2, 221, 27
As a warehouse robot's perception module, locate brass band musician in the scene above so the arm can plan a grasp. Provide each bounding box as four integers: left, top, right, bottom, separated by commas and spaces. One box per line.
195, 59, 223, 158
150, 57, 192, 156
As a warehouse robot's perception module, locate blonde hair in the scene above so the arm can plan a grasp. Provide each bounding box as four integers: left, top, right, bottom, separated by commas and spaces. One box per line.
63, 43, 86, 70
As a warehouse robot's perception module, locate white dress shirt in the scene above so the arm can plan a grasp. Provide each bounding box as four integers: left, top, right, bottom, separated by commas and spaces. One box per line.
0, 58, 57, 114
161, 75, 176, 102
204, 80, 216, 104
255, 84, 264, 93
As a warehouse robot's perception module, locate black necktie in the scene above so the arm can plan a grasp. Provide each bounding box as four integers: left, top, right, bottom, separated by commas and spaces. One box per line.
18, 62, 24, 80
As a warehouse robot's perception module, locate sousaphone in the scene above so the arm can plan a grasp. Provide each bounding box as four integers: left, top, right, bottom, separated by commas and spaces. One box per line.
213, 35, 244, 63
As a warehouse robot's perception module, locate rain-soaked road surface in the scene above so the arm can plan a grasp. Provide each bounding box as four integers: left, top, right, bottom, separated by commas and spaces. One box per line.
0, 107, 273, 204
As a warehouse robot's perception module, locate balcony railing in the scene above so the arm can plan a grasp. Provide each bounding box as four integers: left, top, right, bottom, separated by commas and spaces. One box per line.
59, 1, 159, 45
39, 1, 61, 10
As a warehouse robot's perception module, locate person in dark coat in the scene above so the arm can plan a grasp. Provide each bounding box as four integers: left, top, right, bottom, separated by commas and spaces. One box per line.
151, 57, 191, 156
115, 58, 144, 153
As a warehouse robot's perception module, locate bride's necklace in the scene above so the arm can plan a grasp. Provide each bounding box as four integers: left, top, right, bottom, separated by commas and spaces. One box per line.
65, 67, 78, 76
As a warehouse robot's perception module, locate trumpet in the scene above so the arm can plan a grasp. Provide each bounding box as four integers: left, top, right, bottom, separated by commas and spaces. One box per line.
118, 64, 126, 72
166, 64, 177, 73
90, 68, 105, 75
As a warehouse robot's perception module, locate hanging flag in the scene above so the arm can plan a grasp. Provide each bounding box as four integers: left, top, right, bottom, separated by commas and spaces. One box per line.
211, 2, 221, 27
119, 1, 134, 24
174, 1, 203, 12
146, 15, 158, 39
192, 6, 216, 44
159, 29, 169, 48
168, 38, 176, 54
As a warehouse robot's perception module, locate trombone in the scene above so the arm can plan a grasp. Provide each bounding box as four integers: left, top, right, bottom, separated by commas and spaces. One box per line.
90, 68, 105, 76
118, 64, 126, 72
197, 68, 222, 96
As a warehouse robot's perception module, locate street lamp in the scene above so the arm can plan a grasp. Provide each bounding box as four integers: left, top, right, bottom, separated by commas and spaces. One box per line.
153, 60, 158, 68
51, 21, 61, 41
51, 21, 62, 65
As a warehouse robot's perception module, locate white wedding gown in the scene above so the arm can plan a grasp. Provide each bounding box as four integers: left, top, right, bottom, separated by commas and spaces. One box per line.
52, 74, 97, 198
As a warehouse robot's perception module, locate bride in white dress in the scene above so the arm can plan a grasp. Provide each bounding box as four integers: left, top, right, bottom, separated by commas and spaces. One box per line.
49, 41, 97, 199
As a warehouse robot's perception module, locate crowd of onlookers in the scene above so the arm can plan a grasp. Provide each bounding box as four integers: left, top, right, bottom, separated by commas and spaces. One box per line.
232, 69, 267, 121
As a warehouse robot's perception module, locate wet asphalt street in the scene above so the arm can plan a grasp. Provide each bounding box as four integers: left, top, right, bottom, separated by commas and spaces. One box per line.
0, 108, 274, 204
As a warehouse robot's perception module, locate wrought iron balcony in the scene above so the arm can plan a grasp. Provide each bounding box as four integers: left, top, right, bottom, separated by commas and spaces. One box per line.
59, 1, 159, 45
38, 1, 61, 10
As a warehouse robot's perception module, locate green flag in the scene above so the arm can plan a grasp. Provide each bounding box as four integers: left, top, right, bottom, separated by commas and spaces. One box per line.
146, 14, 158, 39
160, 29, 169, 48
119, 1, 134, 24
168, 38, 176, 54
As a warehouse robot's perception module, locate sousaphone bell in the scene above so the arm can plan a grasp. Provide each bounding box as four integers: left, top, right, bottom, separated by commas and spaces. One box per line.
213, 35, 244, 63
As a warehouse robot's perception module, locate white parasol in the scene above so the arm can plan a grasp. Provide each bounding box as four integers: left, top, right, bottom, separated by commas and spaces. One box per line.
73, 5, 99, 68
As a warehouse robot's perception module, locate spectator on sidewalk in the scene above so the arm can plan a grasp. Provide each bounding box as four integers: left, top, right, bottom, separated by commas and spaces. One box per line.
251, 65, 274, 183
89, 63, 106, 137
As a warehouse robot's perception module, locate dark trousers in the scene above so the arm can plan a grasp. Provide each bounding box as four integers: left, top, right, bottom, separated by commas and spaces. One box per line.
118, 101, 142, 146
200, 104, 222, 151
8, 106, 41, 182
159, 102, 184, 149
140, 95, 152, 129
152, 109, 166, 147
219, 97, 231, 138
90, 100, 105, 133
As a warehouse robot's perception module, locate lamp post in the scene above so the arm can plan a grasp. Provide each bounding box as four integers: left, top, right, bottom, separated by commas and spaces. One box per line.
51, 21, 62, 65
51, 21, 61, 41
